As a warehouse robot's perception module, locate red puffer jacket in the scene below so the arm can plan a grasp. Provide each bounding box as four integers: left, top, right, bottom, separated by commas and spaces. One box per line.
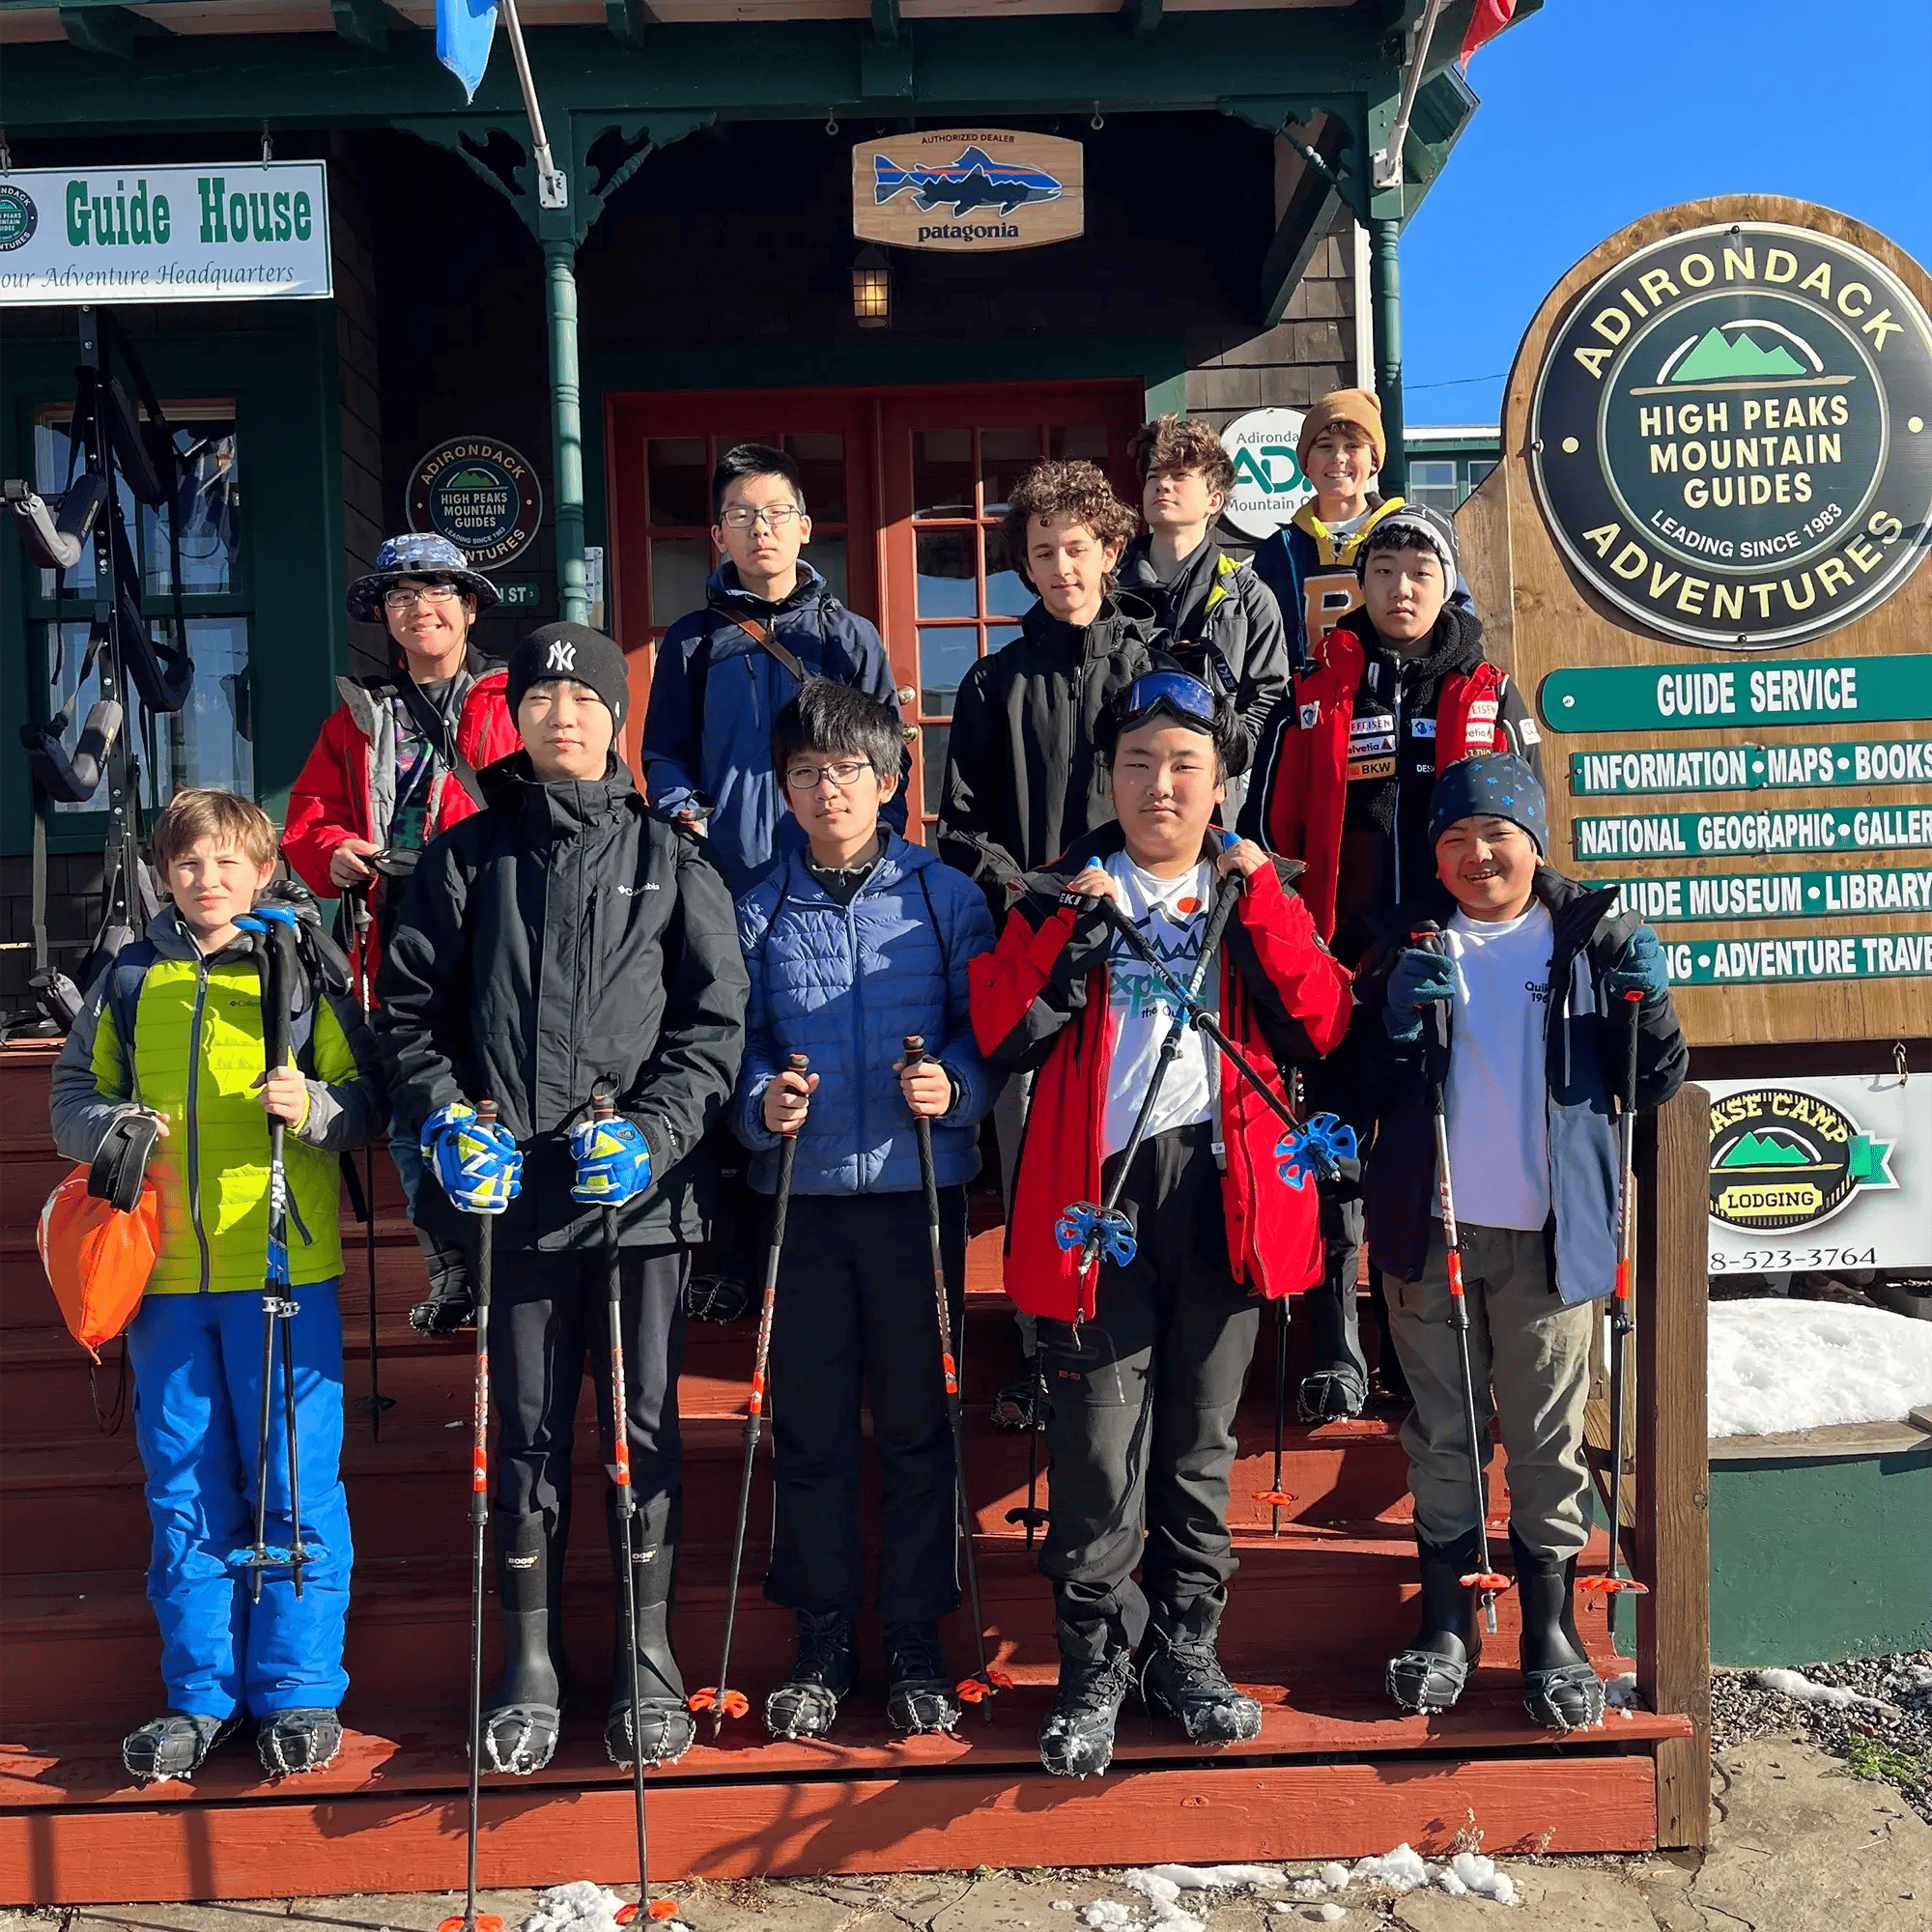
282, 662, 517, 988
969, 826, 1353, 1322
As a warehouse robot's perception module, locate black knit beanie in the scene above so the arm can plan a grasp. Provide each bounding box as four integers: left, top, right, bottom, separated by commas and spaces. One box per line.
506, 622, 628, 732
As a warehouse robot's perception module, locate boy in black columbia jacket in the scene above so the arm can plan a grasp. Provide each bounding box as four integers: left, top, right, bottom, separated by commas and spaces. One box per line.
1351, 755, 1686, 1734
379, 623, 749, 1780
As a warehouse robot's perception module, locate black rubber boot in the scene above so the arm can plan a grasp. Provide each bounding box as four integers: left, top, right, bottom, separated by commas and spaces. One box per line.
884, 1620, 959, 1736
1139, 1595, 1262, 1745
257, 1708, 343, 1776
1386, 1529, 1483, 1714
1512, 1526, 1605, 1732
765, 1608, 860, 1740
121, 1711, 241, 1784
1296, 1264, 1369, 1422
1038, 1616, 1135, 1779
605, 1492, 696, 1768
482, 1508, 562, 1776
407, 1230, 474, 1335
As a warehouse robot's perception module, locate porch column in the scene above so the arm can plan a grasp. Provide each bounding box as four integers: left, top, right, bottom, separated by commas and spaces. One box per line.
542, 236, 588, 624
1369, 214, 1407, 499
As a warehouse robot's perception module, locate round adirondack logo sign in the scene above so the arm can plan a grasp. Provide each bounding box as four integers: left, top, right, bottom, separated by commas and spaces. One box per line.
1708, 1085, 1897, 1233
1530, 218, 1932, 650
0, 185, 39, 252
408, 437, 543, 569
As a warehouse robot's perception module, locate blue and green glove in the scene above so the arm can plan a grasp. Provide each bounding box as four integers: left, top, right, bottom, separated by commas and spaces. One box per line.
422, 1103, 523, 1215
1382, 947, 1458, 1043
1605, 926, 1669, 1005
570, 1112, 653, 1207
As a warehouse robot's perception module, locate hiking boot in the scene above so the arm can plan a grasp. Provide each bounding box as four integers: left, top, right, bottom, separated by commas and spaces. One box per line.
1295, 1267, 1369, 1421
884, 1620, 959, 1736
684, 1271, 754, 1323
121, 1711, 240, 1785
257, 1708, 342, 1777
1140, 1598, 1262, 1745
765, 1608, 859, 1741
407, 1232, 475, 1334
1386, 1529, 1484, 1715
1038, 1619, 1134, 1779
1512, 1527, 1605, 1733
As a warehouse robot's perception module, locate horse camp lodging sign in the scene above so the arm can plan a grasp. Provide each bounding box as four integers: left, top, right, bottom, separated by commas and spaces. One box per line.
1472, 195, 1932, 1047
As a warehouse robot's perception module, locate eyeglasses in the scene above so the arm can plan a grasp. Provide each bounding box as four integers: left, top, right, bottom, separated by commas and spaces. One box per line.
784, 757, 873, 793
1117, 670, 1217, 726
384, 582, 465, 610
719, 503, 803, 531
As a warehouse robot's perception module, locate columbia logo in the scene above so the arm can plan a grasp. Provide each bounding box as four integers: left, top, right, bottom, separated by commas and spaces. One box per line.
617, 882, 661, 895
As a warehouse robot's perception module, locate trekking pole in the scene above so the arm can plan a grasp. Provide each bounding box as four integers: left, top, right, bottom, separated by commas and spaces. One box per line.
1003, 1354, 1049, 1550
346, 886, 392, 1442
691, 1055, 808, 1740
439, 1100, 504, 1932
1579, 989, 1650, 1640
904, 1036, 1010, 1718
1053, 862, 1243, 1285
1257, 1298, 1294, 1534
1411, 922, 1510, 1636
236, 909, 310, 1607
592, 1092, 677, 1927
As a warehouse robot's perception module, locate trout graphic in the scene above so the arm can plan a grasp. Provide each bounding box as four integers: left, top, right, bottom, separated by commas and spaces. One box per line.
873, 145, 1064, 215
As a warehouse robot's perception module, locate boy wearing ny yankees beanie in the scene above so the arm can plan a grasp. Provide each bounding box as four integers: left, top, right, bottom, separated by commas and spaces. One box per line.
379, 621, 749, 1778
1350, 753, 1686, 1734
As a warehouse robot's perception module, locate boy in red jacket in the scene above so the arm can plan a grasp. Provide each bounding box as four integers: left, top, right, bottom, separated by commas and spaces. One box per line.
971, 670, 1351, 1778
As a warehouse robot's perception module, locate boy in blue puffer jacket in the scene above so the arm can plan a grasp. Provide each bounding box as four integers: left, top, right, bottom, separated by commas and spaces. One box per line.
732, 680, 1000, 1742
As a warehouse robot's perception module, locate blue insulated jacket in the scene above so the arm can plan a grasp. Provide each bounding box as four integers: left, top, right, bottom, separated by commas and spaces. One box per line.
732, 836, 1002, 1196
639, 562, 907, 895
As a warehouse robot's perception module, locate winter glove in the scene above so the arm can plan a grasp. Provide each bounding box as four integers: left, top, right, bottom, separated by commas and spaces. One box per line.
422, 1103, 524, 1215
1382, 947, 1458, 1043
1604, 925, 1670, 1005
570, 1113, 653, 1207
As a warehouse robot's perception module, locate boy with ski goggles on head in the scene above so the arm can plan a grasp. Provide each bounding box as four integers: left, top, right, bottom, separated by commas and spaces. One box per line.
970, 669, 1352, 1780
728, 679, 1000, 1742
50, 788, 385, 1786
1350, 753, 1686, 1732
378, 621, 748, 1781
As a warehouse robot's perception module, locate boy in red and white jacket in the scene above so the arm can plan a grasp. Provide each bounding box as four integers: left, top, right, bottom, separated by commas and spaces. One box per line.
971, 669, 1351, 1780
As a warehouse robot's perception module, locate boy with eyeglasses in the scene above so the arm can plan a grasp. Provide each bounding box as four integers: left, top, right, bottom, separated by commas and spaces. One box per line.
731, 679, 998, 1741
970, 670, 1351, 1780
641, 443, 908, 1323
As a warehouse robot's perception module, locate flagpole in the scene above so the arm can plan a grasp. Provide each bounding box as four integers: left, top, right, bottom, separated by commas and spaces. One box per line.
498, 0, 568, 209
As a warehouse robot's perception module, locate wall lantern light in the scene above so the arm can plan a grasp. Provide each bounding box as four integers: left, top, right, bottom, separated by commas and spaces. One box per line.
852, 246, 891, 328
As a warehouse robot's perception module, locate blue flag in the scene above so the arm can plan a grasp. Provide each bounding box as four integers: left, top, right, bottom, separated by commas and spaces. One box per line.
437, 0, 498, 102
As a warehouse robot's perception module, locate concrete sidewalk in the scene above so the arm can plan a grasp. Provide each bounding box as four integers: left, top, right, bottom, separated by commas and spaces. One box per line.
5, 1737, 1925, 1932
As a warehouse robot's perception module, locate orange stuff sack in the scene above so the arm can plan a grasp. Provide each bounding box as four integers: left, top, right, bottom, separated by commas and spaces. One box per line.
37, 1166, 161, 1361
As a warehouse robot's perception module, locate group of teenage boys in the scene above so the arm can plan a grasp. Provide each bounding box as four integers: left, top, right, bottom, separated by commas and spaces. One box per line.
52, 392, 1684, 1797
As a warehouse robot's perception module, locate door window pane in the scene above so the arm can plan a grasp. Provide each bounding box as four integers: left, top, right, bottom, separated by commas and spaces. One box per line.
984, 623, 1023, 658
916, 530, 978, 617
913, 429, 973, 519
784, 433, 846, 524
982, 528, 1031, 617
1050, 424, 1109, 465
979, 427, 1039, 516
800, 535, 846, 603
918, 626, 980, 718
650, 537, 711, 626
648, 438, 710, 526
922, 723, 950, 819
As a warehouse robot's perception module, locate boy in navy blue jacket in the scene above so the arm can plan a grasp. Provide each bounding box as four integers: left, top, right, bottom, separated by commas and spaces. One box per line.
732, 680, 999, 1741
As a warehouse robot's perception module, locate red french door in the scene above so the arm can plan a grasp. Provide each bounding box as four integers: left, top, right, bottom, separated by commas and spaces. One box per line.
607, 380, 1145, 830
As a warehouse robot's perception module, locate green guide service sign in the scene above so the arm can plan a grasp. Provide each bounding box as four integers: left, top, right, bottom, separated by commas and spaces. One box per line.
1538, 653, 1932, 731
1529, 219, 1932, 649
407, 439, 543, 572
0, 163, 330, 306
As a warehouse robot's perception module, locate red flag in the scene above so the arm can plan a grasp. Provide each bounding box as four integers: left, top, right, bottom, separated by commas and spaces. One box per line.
1461, 0, 1516, 66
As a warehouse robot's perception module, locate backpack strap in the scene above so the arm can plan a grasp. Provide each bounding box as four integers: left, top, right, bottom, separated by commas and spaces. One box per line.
104, 943, 160, 1102
393, 672, 486, 810
708, 603, 809, 685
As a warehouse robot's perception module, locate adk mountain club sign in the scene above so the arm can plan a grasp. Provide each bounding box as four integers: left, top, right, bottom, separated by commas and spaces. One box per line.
1529, 219, 1932, 650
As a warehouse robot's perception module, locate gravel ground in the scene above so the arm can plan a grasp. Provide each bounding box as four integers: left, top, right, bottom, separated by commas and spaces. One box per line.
1710, 1651, 1932, 1822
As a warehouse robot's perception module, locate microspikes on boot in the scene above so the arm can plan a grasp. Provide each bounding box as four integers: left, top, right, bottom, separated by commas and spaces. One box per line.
1038, 1622, 1135, 1779
1139, 1600, 1262, 1745
1512, 1528, 1607, 1733
482, 1510, 562, 1776
121, 1711, 241, 1785
884, 1621, 960, 1736
1386, 1531, 1484, 1716
257, 1708, 343, 1778
765, 1608, 858, 1742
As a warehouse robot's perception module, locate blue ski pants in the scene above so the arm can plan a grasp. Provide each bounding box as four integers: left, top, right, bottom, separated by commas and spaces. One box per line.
126, 1281, 354, 1718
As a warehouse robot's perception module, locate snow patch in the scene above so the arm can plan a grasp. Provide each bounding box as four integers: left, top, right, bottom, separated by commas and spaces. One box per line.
1349, 1844, 1432, 1892
1318, 1862, 1350, 1890
1147, 1864, 1291, 1890
1444, 1852, 1519, 1904
1755, 1666, 1899, 1716
1078, 1905, 1137, 1932
1708, 1299, 1932, 1438
519, 1883, 632, 1932
1605, 1671, 1643, 1710
1118, 1873, 1205, 1929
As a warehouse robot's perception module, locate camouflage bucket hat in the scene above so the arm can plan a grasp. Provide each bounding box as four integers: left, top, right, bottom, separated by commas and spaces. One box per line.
347, 532, 500, 623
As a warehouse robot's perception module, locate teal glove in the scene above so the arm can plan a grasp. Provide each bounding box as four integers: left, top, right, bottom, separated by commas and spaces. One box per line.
1383, 947, 1458, 1043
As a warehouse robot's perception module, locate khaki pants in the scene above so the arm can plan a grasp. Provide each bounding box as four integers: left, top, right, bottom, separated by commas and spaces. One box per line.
1385, 1225, 1594, 1559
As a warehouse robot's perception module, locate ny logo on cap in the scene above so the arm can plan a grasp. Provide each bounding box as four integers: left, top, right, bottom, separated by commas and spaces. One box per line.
545, 640, 577, 673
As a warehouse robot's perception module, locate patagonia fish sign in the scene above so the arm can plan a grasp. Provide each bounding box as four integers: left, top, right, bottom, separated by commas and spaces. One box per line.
1529, 217, 1932, 649
852, 130, 1083, 253
0, 162, 330, 306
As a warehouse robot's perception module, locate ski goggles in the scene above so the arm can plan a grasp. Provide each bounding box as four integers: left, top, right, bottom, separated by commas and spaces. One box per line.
1112, 669, 1218, 735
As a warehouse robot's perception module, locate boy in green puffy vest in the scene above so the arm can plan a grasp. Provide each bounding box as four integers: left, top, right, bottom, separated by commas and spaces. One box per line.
50, 788, 385, 1785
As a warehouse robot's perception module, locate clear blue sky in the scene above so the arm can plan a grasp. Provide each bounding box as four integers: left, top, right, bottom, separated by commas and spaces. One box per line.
1401, 0, 1932, 428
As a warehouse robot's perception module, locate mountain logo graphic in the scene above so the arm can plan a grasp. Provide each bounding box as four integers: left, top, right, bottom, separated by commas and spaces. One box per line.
1708, 1086, 1896, 1233
1662, 325, 1810, 384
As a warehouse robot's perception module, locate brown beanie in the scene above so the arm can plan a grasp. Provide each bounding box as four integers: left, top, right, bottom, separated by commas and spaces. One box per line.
1296, 388, 1387, 471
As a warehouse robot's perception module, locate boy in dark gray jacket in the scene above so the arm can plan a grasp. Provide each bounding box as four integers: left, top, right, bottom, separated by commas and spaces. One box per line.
734, 681, 999, 1741
1353, 754, 1686, 1733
